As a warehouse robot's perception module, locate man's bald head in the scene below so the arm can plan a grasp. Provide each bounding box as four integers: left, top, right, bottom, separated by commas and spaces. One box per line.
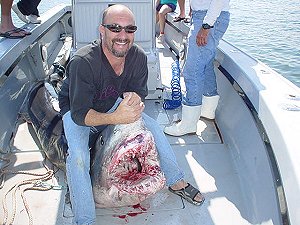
102, 4, 135, 25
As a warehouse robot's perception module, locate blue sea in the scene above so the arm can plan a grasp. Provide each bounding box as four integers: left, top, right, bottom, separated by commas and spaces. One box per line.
10, 0, 300, 88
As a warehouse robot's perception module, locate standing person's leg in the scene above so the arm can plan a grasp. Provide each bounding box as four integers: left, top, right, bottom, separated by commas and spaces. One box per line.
63, 111, 96, 225
0, 0, 30, 38
201, 56, 220, 119
31, 0, 41, 16
173, 0, 186, 22
182, 6, 192, 23
0, 0, 15, 31
157, 4, 173, 38
164, 11, 208, 136
15, 0, 40, 16
201, 11, 230, 119
13, 0, 41, 23
202, 13, 229, 99
183, 11, 214, 107
177, 0, 185, 18
202, 57, 217, 97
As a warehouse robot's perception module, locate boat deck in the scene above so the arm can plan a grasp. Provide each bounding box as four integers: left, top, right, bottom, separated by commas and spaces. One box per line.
0, 41, 249, 225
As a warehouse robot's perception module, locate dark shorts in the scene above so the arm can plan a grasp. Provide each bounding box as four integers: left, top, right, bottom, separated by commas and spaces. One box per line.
156, 3, 176, 12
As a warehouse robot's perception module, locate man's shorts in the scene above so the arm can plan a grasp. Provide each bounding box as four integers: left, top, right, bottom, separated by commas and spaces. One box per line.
156, 3, 176, 12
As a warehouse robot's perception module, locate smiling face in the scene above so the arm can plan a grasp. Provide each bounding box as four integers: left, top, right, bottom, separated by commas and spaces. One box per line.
100, 5, 136, 58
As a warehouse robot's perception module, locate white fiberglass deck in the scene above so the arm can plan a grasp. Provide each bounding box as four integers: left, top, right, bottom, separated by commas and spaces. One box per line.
0, 42, 249, 225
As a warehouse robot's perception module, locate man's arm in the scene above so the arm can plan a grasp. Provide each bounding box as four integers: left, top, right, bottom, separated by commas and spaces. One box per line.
68, 56, 95, 126
203, 0, 225, 26
84, 92, 144, 126
196, 0, 227, 46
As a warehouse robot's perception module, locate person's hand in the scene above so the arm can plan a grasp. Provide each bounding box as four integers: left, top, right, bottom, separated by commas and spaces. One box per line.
196, 28, 210, 46
123, 92, 142, 107
113, 92, 145, 124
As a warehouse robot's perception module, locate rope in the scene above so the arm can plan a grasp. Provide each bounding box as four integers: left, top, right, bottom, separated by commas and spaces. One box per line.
0, 156, 10, 189
0, 156, 55, 225
163, 60, 182, 110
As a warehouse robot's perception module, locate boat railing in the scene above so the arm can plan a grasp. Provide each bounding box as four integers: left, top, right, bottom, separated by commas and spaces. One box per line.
0, 5, 72, 154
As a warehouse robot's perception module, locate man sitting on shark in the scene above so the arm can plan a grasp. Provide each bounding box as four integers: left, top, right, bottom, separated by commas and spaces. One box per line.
57, 4, 205, 225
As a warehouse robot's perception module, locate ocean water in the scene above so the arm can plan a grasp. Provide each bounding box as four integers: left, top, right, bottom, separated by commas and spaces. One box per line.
223, 0, 300, 88
9, 0, 300, 88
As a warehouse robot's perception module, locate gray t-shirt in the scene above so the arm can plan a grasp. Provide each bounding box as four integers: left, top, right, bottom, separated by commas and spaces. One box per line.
58, 40, 148, 126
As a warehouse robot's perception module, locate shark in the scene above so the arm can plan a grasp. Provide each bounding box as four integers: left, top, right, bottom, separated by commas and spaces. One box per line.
21, 81, 166, 208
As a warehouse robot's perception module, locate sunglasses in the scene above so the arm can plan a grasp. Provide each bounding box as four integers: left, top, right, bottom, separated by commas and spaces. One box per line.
102, 24, 138, 33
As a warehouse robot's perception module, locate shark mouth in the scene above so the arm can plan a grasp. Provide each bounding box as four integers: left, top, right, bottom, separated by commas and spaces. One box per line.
91, 119, 166, 208
107, 132, 164, 195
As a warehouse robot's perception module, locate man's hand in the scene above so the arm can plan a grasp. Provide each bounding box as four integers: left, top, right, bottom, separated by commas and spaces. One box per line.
113, 92, 145, 124
84, 92, 144, 126
123, 92, 142, 107
196, 28, 210, 46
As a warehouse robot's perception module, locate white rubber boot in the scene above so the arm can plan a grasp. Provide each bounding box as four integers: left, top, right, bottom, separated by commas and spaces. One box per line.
164, 105, 201, 136
200, 95, 220, 120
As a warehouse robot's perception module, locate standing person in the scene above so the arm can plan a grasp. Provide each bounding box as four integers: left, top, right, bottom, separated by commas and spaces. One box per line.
173, 0, 191, 23
164, 0, 230, 136
0, 0, 31, 38
58, 4, 204, 225
155, 0, 177, 41
12, 0, 42, 24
